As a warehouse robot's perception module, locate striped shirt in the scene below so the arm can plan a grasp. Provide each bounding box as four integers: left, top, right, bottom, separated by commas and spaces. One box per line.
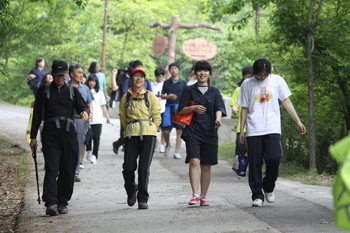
178, 85, 227, 145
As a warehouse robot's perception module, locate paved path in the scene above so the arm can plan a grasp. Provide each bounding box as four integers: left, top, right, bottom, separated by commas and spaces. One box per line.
0, 104, 345, 233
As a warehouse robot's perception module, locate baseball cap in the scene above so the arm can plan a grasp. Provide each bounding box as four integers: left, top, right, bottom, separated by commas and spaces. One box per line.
131, 68, 146, 77
52, 60, 68, 75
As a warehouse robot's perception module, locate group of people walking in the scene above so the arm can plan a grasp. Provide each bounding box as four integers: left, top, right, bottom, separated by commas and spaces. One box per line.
28, 57, 305, 216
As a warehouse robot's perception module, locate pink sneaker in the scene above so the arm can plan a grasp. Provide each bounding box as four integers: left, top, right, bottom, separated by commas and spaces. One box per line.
200, 197, 210, 206
188, 195, 200, 205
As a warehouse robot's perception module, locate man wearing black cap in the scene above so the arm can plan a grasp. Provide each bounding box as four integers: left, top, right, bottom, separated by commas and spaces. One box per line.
160, 62, 187, 159
29, 60, 90, 216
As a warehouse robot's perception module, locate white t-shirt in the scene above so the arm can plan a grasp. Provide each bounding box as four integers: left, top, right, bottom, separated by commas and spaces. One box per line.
151, 81, 166, 113
90, 89, 107, 125
237, 74, 291, 137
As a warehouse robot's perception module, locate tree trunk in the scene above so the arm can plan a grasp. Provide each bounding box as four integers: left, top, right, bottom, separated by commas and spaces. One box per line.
306, 8, 316, 169
255, 6, 260, 37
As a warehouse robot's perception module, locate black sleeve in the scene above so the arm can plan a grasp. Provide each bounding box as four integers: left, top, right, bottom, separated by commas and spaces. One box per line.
30, 86, 45, 139
214, 88, 227, 117
73, 87, 90, 114
178, 86, 191, 111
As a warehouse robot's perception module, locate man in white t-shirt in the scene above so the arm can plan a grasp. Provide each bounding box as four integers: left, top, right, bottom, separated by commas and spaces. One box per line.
238, 58, 306, 207
151, 68, 166, 152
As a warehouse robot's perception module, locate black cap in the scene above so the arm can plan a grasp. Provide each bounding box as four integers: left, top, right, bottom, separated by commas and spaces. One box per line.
52, 60, 68, 75
168, 62, 180, 71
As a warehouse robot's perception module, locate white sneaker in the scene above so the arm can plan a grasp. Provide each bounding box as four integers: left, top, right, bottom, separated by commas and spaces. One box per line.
90, 155, 97, 164
159, 144, 165, 153
164, 145, 171, 157
173, 152, 181, 159
264, 191, 275, 203
79, 162, 84, 169
86, 151, 92, 162
252, 199, 263, 207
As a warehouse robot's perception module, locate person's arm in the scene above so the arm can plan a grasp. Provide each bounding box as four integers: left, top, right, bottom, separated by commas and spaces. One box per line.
282, 98, 306, 135
112, 69, 119, 91
101, 105, 111, 124
103, 84, 109, 99
87, 102, 93, 123
239, 107, 248, 144
215, 111, 223, 128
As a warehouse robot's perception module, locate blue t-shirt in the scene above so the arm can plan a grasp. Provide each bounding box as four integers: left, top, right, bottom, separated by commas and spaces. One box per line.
28, 67, 47, 84
161, 78, 187, 104
68, 82, 94, 116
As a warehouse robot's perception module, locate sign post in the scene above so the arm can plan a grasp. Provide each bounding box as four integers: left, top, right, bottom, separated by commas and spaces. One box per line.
150, 16, 221, 78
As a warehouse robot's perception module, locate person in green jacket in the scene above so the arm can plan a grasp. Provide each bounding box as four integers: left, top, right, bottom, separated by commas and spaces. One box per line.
230, 66, 253, 177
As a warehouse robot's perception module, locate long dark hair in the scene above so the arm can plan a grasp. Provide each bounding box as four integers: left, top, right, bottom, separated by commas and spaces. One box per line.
35, 57, 44, 68
87, 73, 100, 93
88, 62, 99, 74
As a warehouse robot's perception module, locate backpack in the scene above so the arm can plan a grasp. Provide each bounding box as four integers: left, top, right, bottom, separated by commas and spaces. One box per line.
42, 84, 75, 120
125, 91, 152, 119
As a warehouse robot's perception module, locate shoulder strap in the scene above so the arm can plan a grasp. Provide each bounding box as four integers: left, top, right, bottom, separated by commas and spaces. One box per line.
69, 85, 75, 101
125, 92, 132, 108
125, 91, 153, 121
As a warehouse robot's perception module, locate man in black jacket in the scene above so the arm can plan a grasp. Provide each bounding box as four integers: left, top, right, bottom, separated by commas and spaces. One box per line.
29, 60, 89, 216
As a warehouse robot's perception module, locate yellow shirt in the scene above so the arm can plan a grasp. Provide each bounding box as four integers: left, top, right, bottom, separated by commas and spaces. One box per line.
230, 87, 246, 133
119, 88, 161, 137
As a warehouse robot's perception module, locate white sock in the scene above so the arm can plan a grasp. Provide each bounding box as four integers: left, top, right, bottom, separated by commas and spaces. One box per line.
193, 193, 200, 197
200, 195, 206, 200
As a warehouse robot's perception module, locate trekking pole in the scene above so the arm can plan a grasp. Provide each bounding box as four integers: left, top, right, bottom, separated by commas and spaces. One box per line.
32, 150, 41, 204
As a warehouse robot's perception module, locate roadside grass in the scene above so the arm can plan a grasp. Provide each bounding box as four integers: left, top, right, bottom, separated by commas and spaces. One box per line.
218, 140, 336, 187
0, 137, 27, 232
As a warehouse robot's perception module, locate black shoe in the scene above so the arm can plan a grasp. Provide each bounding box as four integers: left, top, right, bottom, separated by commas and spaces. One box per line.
127, 185, 138, 207
58, 204, 68, 214
46, 204, 59, 216
112, 141, 119, 155
138, 202, 148, 209
74, 176, 81, 182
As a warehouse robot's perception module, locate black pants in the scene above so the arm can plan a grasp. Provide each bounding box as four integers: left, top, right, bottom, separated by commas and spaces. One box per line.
86, 124, 102, 159
113, 126, 125, 151
236, 132, 248, 156
246, 134, 282, 201
122, 136, 155, 203
41, 133, 79, 207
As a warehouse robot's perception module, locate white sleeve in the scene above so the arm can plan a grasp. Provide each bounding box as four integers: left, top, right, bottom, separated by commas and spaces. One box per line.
278, 77, 292, 101
237, 82, 249, 108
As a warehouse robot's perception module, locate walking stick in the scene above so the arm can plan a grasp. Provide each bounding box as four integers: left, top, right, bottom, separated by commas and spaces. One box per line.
32, 150, 41, 204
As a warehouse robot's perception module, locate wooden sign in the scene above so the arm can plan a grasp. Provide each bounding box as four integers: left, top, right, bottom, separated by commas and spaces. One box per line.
182, 38, 217, 60
152, 35, 168, 56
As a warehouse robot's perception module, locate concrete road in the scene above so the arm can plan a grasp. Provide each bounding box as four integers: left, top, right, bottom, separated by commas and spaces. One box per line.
0, 104, 345, 233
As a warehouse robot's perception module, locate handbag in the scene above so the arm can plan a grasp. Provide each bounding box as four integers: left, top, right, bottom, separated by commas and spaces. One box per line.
172, 101, 195, 126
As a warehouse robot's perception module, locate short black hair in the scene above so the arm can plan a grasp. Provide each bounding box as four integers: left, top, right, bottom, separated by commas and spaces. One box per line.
253, 58, 271, 75
154, 68, 165, 77
87, 73, 100, 93
242, 66, 253, 77
131, 60, 143, 68
194, 60, 212, 75
69, 64, 83, 74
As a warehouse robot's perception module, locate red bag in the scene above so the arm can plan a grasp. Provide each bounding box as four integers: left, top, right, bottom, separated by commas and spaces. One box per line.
172, 101, 195, 126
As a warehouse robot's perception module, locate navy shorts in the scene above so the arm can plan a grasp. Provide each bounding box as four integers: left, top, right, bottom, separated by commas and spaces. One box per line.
183, 136, 218, 165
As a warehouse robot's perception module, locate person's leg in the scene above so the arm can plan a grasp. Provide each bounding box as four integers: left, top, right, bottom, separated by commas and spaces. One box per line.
91, 124, 102, 159
246, 136, 264, 201
189, 158, 200, 195
41, 134, 61, 206
200, 164, 211, 197
175, 128, 183, 153
122, 137, 139, 197
137, 136, 155, 203
74, 119, 88, 177
262, 134, 282, 193
57, 133, 79, 206
163, 129, 171, 146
